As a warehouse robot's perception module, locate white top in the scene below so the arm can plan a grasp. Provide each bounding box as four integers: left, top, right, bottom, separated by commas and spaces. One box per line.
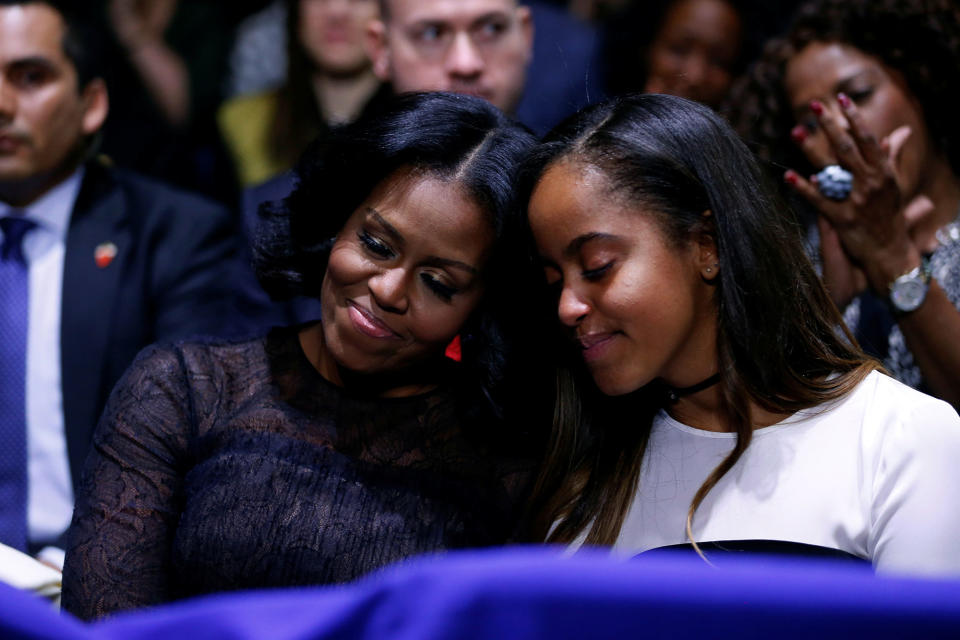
0, 169, 83, 555
603, 371, 960, 577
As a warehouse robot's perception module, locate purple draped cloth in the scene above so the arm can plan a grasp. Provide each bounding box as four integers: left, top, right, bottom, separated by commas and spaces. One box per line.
3, 549, 960, 639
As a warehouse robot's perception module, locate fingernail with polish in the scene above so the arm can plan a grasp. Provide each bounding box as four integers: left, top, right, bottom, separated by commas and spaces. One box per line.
791, 125, 807, 144
810, 100, 823, 116
837, 92, 851, 109
784, 170, 799, 185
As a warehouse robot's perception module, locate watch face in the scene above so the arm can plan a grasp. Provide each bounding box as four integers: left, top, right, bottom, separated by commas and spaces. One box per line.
890, 277, 927, 312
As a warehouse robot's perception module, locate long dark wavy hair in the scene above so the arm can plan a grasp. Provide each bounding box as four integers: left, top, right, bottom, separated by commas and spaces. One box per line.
264, 0, 328, 171
727, 0, 960, 180
255, 91, 543, 423
521, 94, 878, 545
268, 0, 384, 172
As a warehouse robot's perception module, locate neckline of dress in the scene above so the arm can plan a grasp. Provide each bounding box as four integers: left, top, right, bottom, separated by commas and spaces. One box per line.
655, 410, 810, 439
276, 325, 450, 406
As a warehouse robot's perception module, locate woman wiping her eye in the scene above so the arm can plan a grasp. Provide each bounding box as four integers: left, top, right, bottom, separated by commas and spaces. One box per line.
729, 0, 960, 408
61, 92, 546, 619
521, 93, 960, 576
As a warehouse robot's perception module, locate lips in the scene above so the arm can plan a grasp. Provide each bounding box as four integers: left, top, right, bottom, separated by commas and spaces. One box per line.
0, 134, 25, 153
347, 301, 401, 340
577, 331, 618, 363
322, 28, 350, 44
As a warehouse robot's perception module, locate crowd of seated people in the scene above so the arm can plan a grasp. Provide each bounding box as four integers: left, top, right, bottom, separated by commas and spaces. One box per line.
0, 0, 958, 624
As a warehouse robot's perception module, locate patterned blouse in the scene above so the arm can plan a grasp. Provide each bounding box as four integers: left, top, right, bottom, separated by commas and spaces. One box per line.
843, 218, 960, 391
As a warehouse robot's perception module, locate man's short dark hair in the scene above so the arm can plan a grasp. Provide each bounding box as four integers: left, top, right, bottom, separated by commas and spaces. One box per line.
378, 0, 521, 23
0, 0, 105, 89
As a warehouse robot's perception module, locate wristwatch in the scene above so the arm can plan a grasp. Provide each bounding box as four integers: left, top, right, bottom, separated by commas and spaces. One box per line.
889, 255, 932, 314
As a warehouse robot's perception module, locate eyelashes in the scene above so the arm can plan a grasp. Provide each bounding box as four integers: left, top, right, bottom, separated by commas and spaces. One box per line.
420, 274, 457, 301
846, 87, 874, 104
582, 262, 613, 281
541, 260, 613, 296
798, 87, 875, 134
358, 231, 461, 301
359, 231, 393, 258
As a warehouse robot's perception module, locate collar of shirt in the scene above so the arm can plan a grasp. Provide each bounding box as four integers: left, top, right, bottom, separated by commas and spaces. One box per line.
0, 168, 85, 244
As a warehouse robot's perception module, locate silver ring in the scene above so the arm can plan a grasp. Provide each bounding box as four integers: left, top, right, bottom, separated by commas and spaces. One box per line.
815, 164, 853, 201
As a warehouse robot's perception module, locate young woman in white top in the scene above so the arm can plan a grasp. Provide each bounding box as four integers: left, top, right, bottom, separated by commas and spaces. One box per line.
521, 93, 960, 576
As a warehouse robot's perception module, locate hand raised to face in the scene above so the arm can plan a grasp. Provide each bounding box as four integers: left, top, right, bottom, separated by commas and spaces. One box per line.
782, 42, 929, 304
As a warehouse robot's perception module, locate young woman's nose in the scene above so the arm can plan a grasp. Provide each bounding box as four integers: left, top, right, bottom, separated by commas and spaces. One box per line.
557, 284, 590, 327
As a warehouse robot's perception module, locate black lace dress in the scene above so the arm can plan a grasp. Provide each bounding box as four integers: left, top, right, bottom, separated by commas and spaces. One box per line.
61, 327, 533, 620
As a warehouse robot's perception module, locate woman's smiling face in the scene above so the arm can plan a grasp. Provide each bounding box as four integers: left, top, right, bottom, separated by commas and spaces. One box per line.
317, 168, 493, 378
527, 160, 718, 396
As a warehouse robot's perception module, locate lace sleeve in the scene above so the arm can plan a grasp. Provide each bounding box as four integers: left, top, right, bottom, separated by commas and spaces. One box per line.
61, 344, 195, 620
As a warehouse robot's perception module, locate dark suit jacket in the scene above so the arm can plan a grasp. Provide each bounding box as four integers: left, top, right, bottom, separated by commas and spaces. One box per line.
515, 2, 606, 136
60, 159, 245, 492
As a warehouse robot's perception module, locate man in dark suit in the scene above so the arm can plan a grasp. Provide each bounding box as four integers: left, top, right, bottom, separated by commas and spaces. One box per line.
0, 0, 243, 564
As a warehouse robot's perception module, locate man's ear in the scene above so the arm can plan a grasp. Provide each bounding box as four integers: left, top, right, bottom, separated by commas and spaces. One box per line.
80, 78, 109, 136
695, 210, 719, 281
516, 6, 534, 62
365, 19, 391, 82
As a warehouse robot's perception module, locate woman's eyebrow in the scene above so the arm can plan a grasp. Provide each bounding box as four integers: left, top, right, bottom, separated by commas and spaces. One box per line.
365, 208, 478, 276
834, 68, 875, 90
424, 256, 479, 276
366, 208, 405, 247
564, 232, 615, 258
791, 69, 875, 115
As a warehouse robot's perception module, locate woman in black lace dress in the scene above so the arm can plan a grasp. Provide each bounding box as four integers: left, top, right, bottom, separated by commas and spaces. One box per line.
61, 92, 542, 619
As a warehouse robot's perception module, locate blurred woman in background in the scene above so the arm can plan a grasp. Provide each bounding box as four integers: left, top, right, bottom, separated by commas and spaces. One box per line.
601, 0, 754, 109
219, 0, 388, 187
729, 0, 960, 407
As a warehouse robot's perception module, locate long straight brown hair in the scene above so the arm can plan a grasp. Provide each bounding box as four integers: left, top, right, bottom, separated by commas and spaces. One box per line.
521, 94, 879, 546
269, 0, 338, 169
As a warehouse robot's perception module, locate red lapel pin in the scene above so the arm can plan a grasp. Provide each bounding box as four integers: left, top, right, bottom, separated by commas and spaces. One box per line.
94, 242, 117, 269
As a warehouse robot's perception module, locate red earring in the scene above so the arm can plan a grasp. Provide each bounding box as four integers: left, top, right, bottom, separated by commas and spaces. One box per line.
444, 335, 462, 362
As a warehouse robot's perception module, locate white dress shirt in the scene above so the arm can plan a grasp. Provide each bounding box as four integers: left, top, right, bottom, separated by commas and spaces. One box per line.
0, 168, 84, 556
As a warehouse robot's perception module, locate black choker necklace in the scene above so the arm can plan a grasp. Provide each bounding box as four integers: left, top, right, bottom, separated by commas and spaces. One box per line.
663, 373, 721, 403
